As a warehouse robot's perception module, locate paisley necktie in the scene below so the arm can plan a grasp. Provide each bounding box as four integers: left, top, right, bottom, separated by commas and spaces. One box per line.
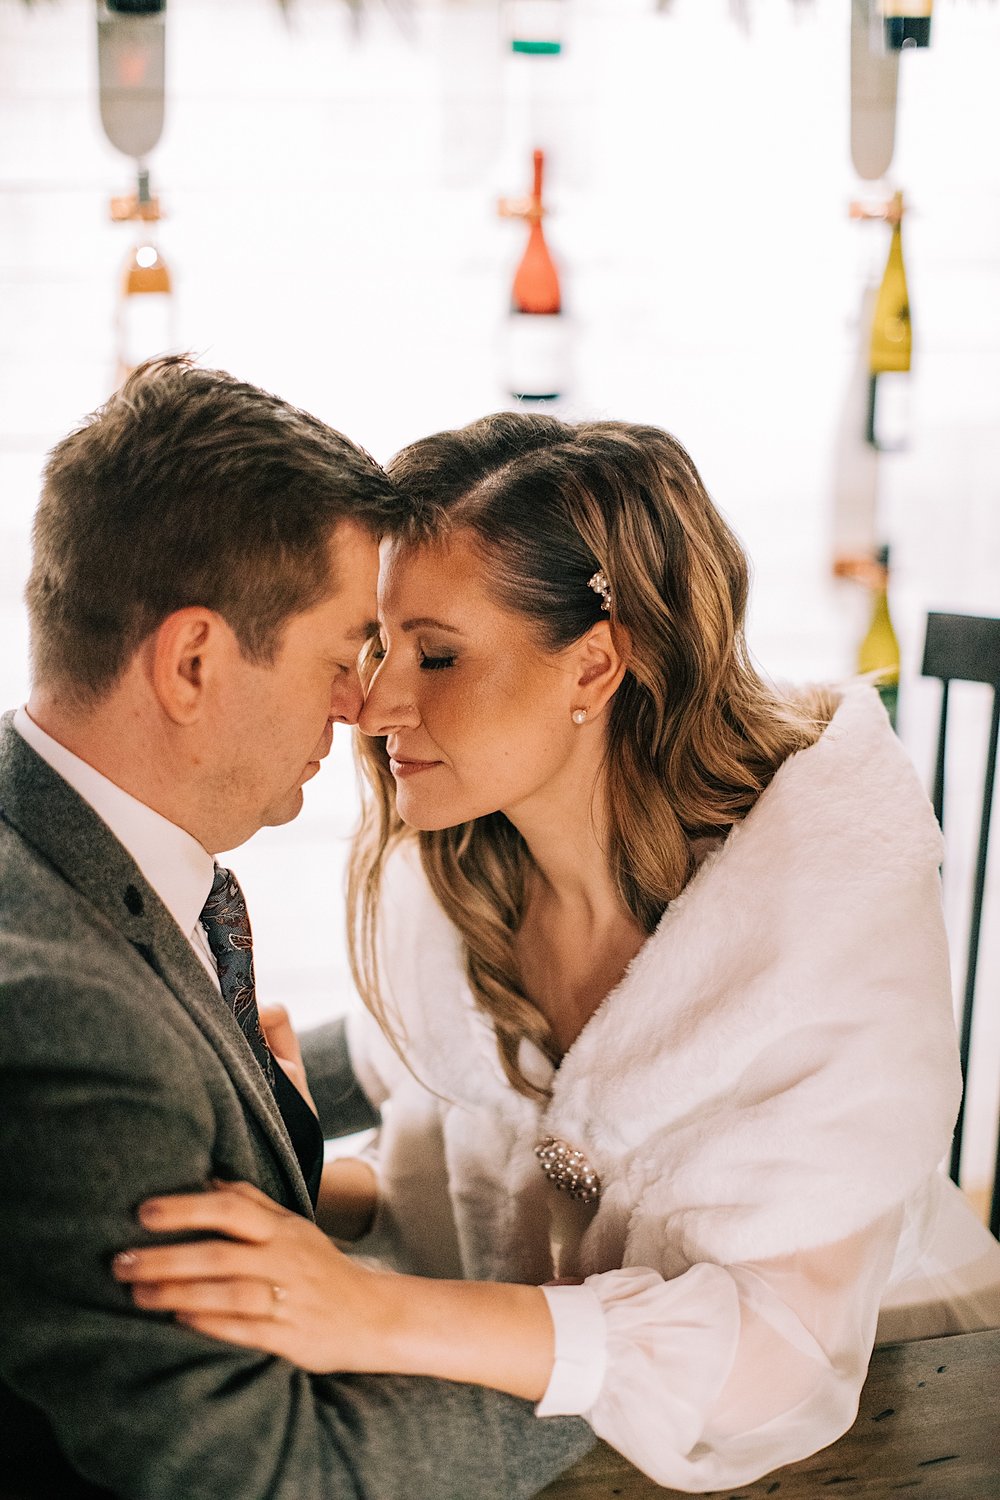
199, 864, 275, 1088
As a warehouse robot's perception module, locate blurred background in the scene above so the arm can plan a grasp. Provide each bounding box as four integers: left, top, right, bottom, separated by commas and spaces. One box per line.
1, 0, 997, 1206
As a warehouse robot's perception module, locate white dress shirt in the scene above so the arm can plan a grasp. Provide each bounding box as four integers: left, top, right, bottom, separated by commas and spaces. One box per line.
13, 705, 220, 990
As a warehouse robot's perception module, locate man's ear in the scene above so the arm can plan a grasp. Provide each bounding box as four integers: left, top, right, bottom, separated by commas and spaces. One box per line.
573, 620, 629, 715
148, 608, 223, 725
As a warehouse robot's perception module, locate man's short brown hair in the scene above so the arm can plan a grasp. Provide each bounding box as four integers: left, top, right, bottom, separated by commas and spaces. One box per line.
27, 356, 402, 703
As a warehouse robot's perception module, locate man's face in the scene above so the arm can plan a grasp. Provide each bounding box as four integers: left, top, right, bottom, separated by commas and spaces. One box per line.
212, 521, 379, 850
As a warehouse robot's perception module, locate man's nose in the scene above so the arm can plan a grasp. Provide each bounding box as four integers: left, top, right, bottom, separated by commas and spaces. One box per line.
331, 666, 365, 727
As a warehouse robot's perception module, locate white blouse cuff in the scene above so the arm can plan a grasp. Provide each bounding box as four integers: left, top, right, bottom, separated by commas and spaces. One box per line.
536, 1283, 608, 1417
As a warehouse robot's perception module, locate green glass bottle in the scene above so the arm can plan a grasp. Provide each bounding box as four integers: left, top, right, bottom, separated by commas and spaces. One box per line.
506, 0, 565, 55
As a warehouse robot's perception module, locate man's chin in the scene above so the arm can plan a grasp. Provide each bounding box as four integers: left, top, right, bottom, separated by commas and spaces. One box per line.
262, 787, 306, 830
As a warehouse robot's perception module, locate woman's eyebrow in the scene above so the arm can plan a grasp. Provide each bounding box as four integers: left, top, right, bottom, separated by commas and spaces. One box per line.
400, 616, 463, 634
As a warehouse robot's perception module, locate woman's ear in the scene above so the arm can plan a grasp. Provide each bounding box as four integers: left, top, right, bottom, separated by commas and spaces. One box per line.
572, 620, 629, 716
147, 607, 221, 725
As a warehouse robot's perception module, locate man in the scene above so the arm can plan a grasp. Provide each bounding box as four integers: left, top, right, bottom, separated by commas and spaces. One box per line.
0, 358, 593, 1499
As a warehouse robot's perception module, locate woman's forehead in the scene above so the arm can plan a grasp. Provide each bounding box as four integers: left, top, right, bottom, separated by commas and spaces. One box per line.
378, 531, 486, 601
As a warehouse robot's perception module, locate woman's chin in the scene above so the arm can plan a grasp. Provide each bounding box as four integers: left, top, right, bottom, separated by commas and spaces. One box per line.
395, 792, 477, 834
398, 808, 462, 833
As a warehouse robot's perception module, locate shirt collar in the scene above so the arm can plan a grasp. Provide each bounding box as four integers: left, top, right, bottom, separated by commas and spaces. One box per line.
13, 705, 216, 940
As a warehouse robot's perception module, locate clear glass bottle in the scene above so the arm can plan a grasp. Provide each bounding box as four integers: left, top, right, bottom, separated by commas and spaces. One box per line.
112, 169, 173, 385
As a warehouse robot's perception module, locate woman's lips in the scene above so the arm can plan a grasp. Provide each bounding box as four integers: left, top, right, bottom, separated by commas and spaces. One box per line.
389, 757, 439, 779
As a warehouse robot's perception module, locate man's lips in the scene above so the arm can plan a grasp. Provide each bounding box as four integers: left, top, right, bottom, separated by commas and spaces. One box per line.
303, 733, 334, 778
310, 729, 335, 767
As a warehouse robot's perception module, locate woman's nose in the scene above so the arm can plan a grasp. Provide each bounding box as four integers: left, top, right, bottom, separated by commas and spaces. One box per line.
357, 663, 419, 738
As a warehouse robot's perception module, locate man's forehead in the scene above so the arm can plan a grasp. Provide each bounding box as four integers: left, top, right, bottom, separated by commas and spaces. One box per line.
343, 618, 380, 644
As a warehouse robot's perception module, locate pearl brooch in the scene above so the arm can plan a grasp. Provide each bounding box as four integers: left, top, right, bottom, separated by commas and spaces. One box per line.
534, 1136, 601, 1205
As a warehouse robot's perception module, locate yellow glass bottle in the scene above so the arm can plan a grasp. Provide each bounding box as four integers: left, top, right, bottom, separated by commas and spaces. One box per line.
857, 544, 901, 728
867, 190, 910, 448
870, 192, 910, 376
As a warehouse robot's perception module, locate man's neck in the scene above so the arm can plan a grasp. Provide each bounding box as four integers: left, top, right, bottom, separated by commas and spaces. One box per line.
26, 690, 205, 846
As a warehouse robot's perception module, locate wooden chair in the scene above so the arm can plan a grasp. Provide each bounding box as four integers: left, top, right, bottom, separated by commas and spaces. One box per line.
921, 611, 1000, 1239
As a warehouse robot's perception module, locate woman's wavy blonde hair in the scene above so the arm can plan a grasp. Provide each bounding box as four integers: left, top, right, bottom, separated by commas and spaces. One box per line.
348, 412, 836, 1099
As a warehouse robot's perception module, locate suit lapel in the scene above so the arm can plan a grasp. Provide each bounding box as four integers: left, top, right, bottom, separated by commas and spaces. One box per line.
0, 714, 314, 1219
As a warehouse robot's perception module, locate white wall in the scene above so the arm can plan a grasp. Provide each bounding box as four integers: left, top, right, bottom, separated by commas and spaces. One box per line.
1, 0, 997, 1195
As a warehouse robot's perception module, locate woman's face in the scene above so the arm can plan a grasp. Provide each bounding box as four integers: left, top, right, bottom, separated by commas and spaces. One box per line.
358, 532, 590, 831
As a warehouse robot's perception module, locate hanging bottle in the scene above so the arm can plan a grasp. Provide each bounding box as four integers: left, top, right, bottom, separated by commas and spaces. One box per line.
498, 149, 568, 403
112, 167, 173, 385
850, 0, 899, 182
881, 1, 933, 51
505, 0, 565, 56
830, 282, 880, 569
857, 544, 901, 728
867, 190, 910, 450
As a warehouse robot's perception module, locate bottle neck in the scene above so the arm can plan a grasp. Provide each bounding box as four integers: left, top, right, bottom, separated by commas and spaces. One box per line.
871, 584, 891, 624
887, 222, 904, 273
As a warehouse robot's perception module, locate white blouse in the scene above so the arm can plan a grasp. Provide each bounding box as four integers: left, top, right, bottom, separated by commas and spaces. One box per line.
343, 689, 1000, 1490
352, 1028, 1000, 1492
538, 1217, 900, 1491
539, 1174, 1000, 1492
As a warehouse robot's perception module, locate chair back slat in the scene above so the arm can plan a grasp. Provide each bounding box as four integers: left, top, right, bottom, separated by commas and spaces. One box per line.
921, 612, 1000, 1240
974, 693, 1000, 1238
932, 678, 949, 827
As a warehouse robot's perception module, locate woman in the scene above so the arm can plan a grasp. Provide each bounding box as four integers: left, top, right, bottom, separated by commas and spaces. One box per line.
114, 414, 1000, 1491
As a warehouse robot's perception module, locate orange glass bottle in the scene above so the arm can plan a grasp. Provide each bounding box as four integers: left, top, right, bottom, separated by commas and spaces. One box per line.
501, 149, 568, 401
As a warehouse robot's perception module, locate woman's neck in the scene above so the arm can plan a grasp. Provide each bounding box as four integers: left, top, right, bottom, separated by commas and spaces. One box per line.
507, 771, 622, 930
506, 772, 647, 1054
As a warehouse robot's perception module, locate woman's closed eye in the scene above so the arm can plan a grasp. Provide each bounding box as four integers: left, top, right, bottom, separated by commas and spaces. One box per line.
360, 635, 456, 671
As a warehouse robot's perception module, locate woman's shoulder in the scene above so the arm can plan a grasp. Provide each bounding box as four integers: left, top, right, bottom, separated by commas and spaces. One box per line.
742, 683, 943, 871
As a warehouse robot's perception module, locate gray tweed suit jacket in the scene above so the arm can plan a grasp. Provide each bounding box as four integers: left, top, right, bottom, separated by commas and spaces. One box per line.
0, 714, 593, 1500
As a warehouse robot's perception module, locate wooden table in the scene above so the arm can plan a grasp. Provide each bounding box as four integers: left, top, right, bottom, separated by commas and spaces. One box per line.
540, 1327, 1000, 1499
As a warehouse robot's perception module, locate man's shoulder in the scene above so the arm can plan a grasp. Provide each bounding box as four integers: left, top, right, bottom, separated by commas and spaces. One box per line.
1, 810, 112, 947
0, 816, 169, 1046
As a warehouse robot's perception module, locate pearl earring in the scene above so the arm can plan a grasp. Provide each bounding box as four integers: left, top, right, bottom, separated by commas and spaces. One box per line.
572, 709, 588, 725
